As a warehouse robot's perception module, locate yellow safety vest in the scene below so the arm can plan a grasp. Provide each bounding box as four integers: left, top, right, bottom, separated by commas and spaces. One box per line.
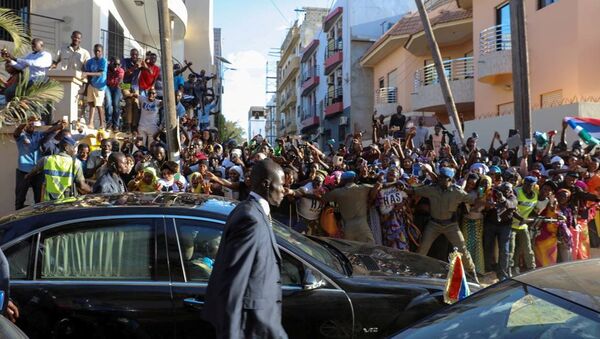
512, 187, 538, 230
43, 154, 75, 201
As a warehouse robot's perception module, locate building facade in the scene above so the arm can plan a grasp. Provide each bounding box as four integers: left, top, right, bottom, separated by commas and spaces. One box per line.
275, 7, 328, 140
361, 0, 600, 146
297, 0, 414, 148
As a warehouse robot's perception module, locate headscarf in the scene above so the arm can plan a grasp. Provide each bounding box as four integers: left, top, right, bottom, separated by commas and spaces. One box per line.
479, 175, 493, 195
229, 165, 244, 182
138, 167, 159, 192
189, 172, 204, 194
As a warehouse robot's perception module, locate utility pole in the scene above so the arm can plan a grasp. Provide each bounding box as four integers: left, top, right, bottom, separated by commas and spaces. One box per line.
510, 0, 532, 142
415, 0, 464, 145
157, 0, 180, 160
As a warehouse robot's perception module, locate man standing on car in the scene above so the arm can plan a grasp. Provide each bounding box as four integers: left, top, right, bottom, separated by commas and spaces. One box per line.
205, 159, 288, 338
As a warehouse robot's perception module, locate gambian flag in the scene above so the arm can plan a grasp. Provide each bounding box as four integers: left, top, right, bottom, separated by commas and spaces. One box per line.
564, 117, 600, 146
443, 249, 470, 304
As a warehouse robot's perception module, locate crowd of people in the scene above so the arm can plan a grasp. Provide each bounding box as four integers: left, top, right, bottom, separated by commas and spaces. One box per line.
7, 33, 600, 284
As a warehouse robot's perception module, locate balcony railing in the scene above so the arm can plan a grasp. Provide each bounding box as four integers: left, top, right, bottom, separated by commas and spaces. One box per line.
301, 65, 319, 82
100, 29, 182, 65
375, 87, 397, 104
326, 87, 343, 106
326, 38, 343, 58
414, 57, 474, 90
424, 0, 449, 10
480, 24, 512, 56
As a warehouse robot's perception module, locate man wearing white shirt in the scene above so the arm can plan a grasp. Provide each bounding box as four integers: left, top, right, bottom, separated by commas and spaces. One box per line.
53, 31, 90, 71
3, 38, 52, 81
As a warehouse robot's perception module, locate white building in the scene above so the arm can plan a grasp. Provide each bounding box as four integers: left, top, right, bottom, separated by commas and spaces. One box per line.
0, 0, 214, 216
299, 0, 415, 147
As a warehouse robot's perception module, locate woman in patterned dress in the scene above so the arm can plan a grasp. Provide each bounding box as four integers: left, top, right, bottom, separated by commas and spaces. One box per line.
460, 173, 487, 274
374, 167, 410, 250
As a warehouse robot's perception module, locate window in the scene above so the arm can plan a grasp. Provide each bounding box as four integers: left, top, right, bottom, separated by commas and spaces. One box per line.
498, 101, 514, 116
378, 77, 385, 89
4, 236, 33, 279
175, 221, 222, 282
539, 0, 557, 10
107, 12, 124, 60
496, 2, 511, 51
541, 90, 563, 108
39, 220, 154, 280
0, 1, 30, 42
280, 252, 304, 286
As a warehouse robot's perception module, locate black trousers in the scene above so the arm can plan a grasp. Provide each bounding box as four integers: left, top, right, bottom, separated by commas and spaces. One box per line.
15, 169, 43, 210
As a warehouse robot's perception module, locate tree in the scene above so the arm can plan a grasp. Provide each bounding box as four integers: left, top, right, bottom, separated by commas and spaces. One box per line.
0, 8, 63, 127
217, 112, 245, 145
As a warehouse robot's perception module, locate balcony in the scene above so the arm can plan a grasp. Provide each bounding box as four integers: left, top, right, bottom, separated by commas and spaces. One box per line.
301, 66, 320, 96
281, 89, 297, 112
286, 120, 297, 134
325, 87, 344, 118
278, 56, 300, 90
323, 7, 343, 32
325, 39, 343, 75
375, 87, 398, 116
301, 39, 319, 63
301, 115, 320, 132
479, 24, 512, 84
412, 57, 474, 113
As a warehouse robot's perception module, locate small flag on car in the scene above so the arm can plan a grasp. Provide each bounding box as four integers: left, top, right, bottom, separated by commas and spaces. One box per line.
444, 248, 470, 304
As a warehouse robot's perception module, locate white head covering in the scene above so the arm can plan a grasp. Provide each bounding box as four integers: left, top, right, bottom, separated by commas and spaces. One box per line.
229, 165, 244, 182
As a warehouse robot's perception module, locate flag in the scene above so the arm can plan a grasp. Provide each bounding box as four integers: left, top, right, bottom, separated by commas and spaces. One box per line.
444, 249, 470, 304
564, 117, 600, 146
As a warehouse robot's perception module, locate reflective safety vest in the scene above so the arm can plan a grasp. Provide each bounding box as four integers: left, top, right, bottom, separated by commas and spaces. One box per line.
43, 154, 75, 201
512, 187, 538, 230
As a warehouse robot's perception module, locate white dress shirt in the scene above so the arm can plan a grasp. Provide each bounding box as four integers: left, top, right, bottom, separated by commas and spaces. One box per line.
249, 191, 270, 216
12, 50, 53, 80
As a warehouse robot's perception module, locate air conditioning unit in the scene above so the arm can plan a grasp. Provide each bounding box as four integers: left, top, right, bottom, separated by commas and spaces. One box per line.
339, 116, 348, 125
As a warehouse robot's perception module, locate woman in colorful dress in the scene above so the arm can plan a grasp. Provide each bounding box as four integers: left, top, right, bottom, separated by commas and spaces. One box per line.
373, 167, 410, 250
533, 183, 573, 267
460, 173, 486, 274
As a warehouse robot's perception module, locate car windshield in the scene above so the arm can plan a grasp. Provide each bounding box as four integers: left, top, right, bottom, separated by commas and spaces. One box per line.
272, 220, 345, 274
395, 280, 600, 339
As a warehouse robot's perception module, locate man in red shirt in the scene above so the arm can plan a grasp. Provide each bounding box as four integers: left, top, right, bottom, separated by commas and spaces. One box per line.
105, 57, 124, 131
139, 52, 160, 94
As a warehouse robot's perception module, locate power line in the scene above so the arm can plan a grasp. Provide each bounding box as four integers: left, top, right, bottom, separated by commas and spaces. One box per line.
267, 0, 290, 25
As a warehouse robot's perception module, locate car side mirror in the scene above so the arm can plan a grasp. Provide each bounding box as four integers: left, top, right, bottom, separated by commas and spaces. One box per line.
302, 268, 326, 290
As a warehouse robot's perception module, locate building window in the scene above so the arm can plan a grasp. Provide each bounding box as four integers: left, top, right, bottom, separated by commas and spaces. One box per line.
538, 0, 557, 10
107, 13, 125, 60
378, 77, 384, 89
0, 0, 30, 42
541, 90, 563, 108
498, 102, 514, 116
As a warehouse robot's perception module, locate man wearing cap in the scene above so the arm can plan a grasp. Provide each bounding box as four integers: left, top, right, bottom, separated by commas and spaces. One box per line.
13, 117, 64, 209
323, 171, 376, 243
408, 166, 479, 278
509, 176, 539, 275
29, 136, 91, 201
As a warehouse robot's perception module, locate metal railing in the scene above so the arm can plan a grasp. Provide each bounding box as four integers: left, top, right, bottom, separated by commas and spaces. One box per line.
424, 0, 451, 11
375, 87, 397, 104
301, 65, 319, 82
326, 87, 343, 106
326, 38, 343, 58
414, 57, 474, 89
480, 24, 512, 56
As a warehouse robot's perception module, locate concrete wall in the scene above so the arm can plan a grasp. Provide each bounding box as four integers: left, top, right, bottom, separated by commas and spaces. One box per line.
347, 0, 415, 38
184, 0, 215, 73
349, 40, 375, 137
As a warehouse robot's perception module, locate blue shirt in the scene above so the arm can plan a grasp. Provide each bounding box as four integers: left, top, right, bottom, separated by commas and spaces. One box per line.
200, 102, 216, 124
174, 75, 185, 92
16, 131, 45, 172
85, 57, 108, 90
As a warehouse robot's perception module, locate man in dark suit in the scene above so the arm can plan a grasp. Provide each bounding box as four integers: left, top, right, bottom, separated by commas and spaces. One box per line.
205, 159, 288, 338
0, 248, 19, 323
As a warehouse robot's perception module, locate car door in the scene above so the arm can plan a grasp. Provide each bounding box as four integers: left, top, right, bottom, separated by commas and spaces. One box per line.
6, 216, 174, 339
167, 217, 354, 339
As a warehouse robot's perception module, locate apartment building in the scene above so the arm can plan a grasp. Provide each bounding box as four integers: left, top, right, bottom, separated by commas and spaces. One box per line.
276, 7, 328, 139
361, 0, 600, 146
298, 0, 414, 147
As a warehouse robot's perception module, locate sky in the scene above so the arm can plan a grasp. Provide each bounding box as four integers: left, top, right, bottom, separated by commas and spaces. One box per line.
214, 0, 333, 137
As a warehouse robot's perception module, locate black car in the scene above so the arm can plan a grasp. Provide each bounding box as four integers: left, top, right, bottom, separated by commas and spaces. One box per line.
392, 258, 600, 338
0, 193, 478, 338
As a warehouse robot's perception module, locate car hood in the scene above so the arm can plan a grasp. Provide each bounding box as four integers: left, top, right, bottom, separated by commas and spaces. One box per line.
320, 238, 449, 280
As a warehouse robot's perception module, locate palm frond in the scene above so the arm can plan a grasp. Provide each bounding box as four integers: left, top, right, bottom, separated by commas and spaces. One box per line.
0, 68, 64, 127
0, 8, 30, 56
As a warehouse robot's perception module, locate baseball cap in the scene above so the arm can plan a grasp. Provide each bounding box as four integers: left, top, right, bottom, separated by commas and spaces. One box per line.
550, 156, 564, 166
61, 136, 77, 146
524, 176, 538, 184
438, 167, 455, 178
489, 165, 502, 174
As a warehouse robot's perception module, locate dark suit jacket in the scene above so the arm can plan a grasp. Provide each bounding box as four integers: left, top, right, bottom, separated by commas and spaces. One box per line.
204, 197, 287, 339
